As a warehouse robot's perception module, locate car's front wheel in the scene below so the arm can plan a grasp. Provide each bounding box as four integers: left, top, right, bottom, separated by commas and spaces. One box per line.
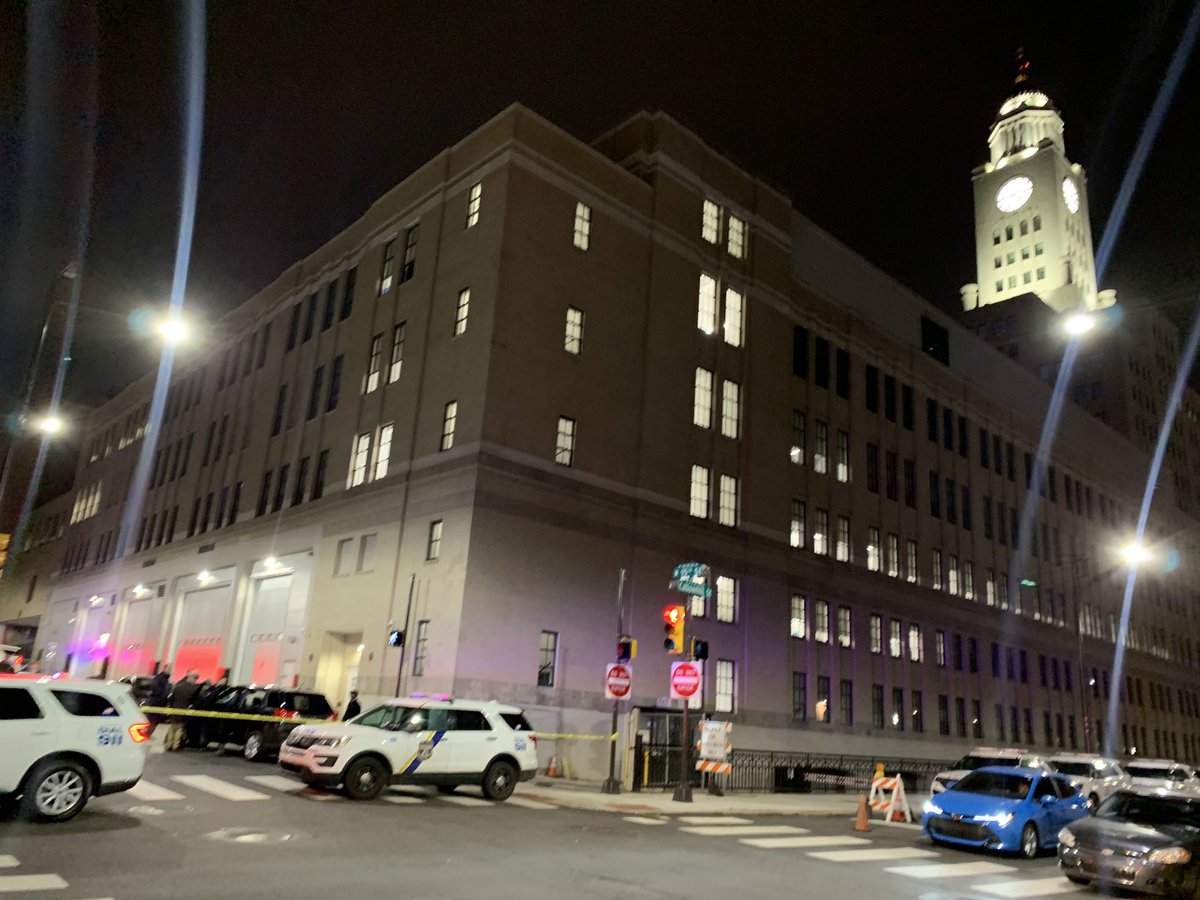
342, 758, 388, 801
1019, 822, 1039, 859
243, 731, 264, 761
22, 759, 92, 823
1065, 875, 1089, 886
481, 760, 517, 801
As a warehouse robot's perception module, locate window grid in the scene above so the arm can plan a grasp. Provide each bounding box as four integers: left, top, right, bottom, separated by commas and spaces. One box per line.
835, 516, 850, 562
727, 216, 746, 259
466, 182, 482, 228
718, 475, 738, 527
790, 594, 806, 639
374, 424, 394, 481
689, 465, 709, 518
723, 288, 744, 347
365, 334, 382, 393
716, 576, 735, 622
349, 433, 371, 488
426, 520, 443, 560
790, 499, 805, 548
440, 401, 457, 451
573, 202, 591, 250
388, 322, 406, 383
537, 631, 558, 687
453, 288, 470, 336
715, 660, 735, 713
555, 416, 576, 466
697, 274, 718, 335
702, 199, 721, 244
564, 307, 585, 355
694, 368, 714, 428
836, 430, 850, 483
721, 380, 740, 438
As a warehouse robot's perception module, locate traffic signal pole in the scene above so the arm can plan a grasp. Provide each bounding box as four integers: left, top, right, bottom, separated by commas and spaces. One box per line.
602, 568, 626, 795
672, 584, 696, 803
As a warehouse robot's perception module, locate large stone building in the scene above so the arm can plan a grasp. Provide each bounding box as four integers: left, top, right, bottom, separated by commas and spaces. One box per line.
2, 98, 1198, 779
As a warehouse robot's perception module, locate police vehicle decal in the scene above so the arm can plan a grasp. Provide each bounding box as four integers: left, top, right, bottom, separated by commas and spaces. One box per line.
400, 730, 447, 775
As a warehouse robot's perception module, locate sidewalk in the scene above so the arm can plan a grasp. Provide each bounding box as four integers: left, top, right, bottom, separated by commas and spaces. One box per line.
517, 777, 862, 816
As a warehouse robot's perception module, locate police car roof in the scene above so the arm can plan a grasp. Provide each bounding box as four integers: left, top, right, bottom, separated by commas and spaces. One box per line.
382, 696, 524, 713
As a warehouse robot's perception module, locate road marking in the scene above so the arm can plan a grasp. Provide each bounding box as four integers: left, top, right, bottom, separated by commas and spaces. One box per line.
245, 775, 306, 793
972, 877, 1084, 897
676, 816, 754, 825
0, 874, 68, 892
171, 775, 270, 801
740, 836, 870, 849
0, 860, 14, 870
505, 797, 558, 810
384, 795, 425, 805
439, 795, 495, 807
886, 861, 1018, 879
623, 816, 668, 825
681, 825, 809, 837
808, 847, 940, 862
126, 780, 185, 802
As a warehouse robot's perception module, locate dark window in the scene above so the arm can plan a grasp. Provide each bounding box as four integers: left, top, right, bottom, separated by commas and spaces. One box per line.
306, 366, 325, 420
1048, 467, 1057, 502
926, 398, 938, 443
199, 493, 213, 533
312, 450, 329, 501
993, 435, 1003, 475
946, 478, 957, 524
865, 364, 879, 412
793, 672, 807, 722
866, 443, 879, 493
961, 486, 972, 531
256, 472, 273, 517
285, 303, 301, 351
227, 482, 242, 527
943, 407, 954, 451
903, 459, 916, 508
302, 292, 317, 342
952, 634, 963, 671
980, 428, 990, 468
1006, 442, 1015, 481
840, 679, 854, 725
901, 384, 914, 430
973, 700, 984, 739
271, 385, 288, 436
835, 348, 849, 398
326, 356, 344, 412
201, 421, 216, 467
51, 690, 117, 717
920, 315, 950, 365
187, 497, 201, 536
0, 687, 42, 719
257, 322, 271, 368
322, 283, 336, 331
340, 266, 357, 320
968, 638, 979, 673
884, 375, 897, 422
214, 415, 229, 460
1024, 452, 1033, 488
929, 471, 941, 517
871, 684, 884, 728
241, 336, 254, 376
938, 695, 950, 735
793, 326, 809, 378
958, 416, 968, 459
955, 697, 967, 737
814, 337, 830, 389
401, 225, 419, 283
892, 687, 905, 731
292, 457, 310, 507
273, 464, 290, 513
215, 487, 228, 529
885, 451, 898, 501
991, 642, 1000, 677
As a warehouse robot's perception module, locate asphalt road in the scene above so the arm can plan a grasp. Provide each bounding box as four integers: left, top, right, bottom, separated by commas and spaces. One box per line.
1, 749, 1086, 900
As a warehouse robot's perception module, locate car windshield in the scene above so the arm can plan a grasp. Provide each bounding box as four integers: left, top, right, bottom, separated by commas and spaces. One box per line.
952, 771, 1032, 800
954, 755, 1014, 771
1126, 765, 1172, 779
1051, 762, 1094, 776
1097, 793, 1200, 830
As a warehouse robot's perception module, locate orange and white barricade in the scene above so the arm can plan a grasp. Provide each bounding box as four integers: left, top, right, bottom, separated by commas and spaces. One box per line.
867, 771, 913, 822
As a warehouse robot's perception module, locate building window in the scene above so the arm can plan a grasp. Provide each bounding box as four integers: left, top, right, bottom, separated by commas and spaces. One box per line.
723, 288, 744, 347
689, 465, 709, 518
702, 199, 721, 244
537, 631, 557, 687
836, 430, 850, 482
718, 475, 738, 526
453, 288, 470, 336
813, 509, 828, 555
913, 691, 925, 733
727, 216, 746, 259
835, 516, 849, 562
440, 401, 457, 451
935, 630, 946, 667
908, 624, 923, 662
814, 600, 830, 643
792, 672, 807, 721
573, 202, 591, 250
334, 537, 355, 576
869, 614, 882, 654
889, 618, 901, 658
697, 273, 718, 335
313, 449, 329, 500
466, 181, 482, 228
948, 555, 959, 595
872, 684, 885, 727
813, 420, 828, 473
840, 679, 854, 725
326, 355, 344, 412
379, 239, 396, 296
929, 470, 941, 517
892, 687, 905, 730
716, 576, 735, 622
866, 443, 879, 493
790, 410, 805, 464
867, 526, 881, 572
790, 594, 807, 639
426, 520, 443, 561
886, 533, 899, 578
837, 606, 852, 649
555, 416, 575, 466
365, 334, 382, 393
400, 225, 418, 283
564, 306, 585, 355
349, 433, 371, 488
411, 620, 429, 676
963, 561, 975, 600
884, 451, 897, 499
374, 424, 394, 480
388, 322, 406, 383
693, 368, 713, 428
790, 499, 805, 548
721, 380, 740, 438
306, 366, 325, 421
715, 660, 735, 713
905, 539, 917, 583
932, 549, 943, 591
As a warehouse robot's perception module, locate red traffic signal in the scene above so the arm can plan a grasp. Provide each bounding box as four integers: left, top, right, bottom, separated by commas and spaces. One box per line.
663, 605, 685, 654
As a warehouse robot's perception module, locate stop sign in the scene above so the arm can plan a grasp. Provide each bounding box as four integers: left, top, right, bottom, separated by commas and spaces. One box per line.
670, 661, 702, 699
605, 663, 632, 700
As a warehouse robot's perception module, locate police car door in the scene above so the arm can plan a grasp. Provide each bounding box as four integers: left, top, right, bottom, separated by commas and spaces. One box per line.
442, 709, 496, 775
0, 684, 54, 793
393, 706, 452, 778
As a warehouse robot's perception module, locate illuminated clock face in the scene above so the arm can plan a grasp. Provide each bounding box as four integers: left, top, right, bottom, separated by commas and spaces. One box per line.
996, 176, 1034, 213
1062, 177, 1080, 214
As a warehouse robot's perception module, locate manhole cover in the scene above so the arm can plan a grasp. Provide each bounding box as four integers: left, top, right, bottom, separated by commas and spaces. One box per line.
204, 827, 303, 845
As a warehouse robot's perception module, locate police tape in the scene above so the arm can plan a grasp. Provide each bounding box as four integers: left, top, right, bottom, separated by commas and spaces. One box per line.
535, 732, 617, 742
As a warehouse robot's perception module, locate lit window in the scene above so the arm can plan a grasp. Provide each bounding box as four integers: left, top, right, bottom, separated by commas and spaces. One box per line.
388, 322, 406, 383
537, 630, 557, 687
837, 607, 852, 649
986, 569, 996, 606
466, 182, 482, 228
426, 519, 443, 560
813, 420, 828, 474
932, 549, 943, 591
718, 475, 738, 526
555, 416, 575, 466
723, 288, 744, 347
864, 526, 880, 572
948, 555, 960, 595
886, 533, 899, 578
783, 598, 810, 650
453, 288, 470, 336
716, 576, 735, 622
836, 430, 850, 482
440, 401, 457, 451
693, 368, 714, 428
813, 509, 828, 555
727, 215, 746, 259
689, 465, 709, 518
365, 333, 382, 393
906, 540, 918, 583
889, 619, 902, 658
790, 499, 805, 548
573, 202, 591, 250
790, 410, 805, 464
564, 306, 585, 355
870, 614, 882, 654
715, 660, 735, 713
374, 424, 394, 480
908, 624, 923, 662
698, 274, 718, 334
814, 600, 830, 643
401, 225, 418, 282
721, 380, 740, 438
702, 199, 721, 244
349, 432, 371, 488
689, 587, 705, 618
379, 239, 396, 296
964, 561, 975, 600
836, 516, 850, 562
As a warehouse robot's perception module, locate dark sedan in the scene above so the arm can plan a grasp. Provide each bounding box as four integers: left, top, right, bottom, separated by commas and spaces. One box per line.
1058, 789, 1200, 898
196, 686, 336, 760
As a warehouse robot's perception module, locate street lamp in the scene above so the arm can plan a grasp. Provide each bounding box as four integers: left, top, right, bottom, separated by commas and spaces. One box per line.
1063, 312, 1096, 338
34, 414, 65, 436
1118, 541, 1153, 569
155, 315, 191, 346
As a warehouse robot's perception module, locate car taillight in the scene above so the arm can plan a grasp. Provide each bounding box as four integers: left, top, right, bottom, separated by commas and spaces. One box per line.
530, 734, 537, 745
129, 722, 153, 743
327, 712, 339, 721
273, 708, 299, 719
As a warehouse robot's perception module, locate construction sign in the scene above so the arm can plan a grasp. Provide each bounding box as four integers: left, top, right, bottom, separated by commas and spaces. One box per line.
867, 770, 913, 823
695, 720, 732, 775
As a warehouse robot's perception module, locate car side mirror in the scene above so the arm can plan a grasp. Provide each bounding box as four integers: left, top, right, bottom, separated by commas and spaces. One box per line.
1040, 795, 1056, 806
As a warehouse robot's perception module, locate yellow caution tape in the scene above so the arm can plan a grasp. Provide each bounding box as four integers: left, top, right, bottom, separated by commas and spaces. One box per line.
536, 732, 617, 742
140, 706, 336, 726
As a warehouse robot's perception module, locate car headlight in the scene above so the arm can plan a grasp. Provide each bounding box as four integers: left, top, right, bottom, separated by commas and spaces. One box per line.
1058, 828, 1076, 848
314, 736, 348, 747
977, 812, 1015, 828
923, 801, 943, 816
1147, 847, 1191, 865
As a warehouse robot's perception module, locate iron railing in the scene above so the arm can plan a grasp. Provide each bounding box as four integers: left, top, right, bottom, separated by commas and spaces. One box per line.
727, 748, 953, 795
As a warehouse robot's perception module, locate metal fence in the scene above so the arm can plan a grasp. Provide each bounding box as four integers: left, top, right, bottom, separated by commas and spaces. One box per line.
726, 749, 954, 795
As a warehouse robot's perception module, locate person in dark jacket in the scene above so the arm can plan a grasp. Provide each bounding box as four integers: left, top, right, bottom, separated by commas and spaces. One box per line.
165, 671, 200, 751
343, 690, 361, 721
146, 669, 171, 732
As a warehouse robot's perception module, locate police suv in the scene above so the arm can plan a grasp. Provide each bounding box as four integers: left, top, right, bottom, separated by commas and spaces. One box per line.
1, 674, 150, 822
279, 696, 538, 801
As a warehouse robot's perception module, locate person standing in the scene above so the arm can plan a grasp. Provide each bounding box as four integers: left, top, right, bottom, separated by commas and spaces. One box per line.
343, 690, 361, 721
165, 671, 200, 751
146, 669, 171, 733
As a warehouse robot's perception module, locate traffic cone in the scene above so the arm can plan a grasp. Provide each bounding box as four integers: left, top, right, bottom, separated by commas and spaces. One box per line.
546, 755, 560, 778
854, 794, 871, 832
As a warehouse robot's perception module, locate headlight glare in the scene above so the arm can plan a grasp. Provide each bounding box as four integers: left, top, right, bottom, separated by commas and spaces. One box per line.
923, 801, 943, 815
1147, 847, 1191, 865
1058, 827, 1076, 848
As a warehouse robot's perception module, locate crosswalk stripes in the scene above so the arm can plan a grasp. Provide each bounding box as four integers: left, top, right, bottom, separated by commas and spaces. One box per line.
170, 775, 271, 801
808, 847, 941, 862
0, 873, 69, 893
127, 780, 185, 802
504, 797, 558, 810
739, 836, 868, 850
244, 774, 308, 793
438, 796, 495, 808
677, 815, 753, 825
972, 877, 1085, 897
0, 859, 15, 870
680, 825, 808, 837
623, 816, 668, 825
384, 794, 425, 805
884, 861, 1017, 879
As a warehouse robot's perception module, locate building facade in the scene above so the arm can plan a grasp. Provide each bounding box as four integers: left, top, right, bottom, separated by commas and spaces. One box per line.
2, 102, 1198, 779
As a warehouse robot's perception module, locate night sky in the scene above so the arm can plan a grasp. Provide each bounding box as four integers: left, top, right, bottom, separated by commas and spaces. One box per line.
1, 0, 1197, 416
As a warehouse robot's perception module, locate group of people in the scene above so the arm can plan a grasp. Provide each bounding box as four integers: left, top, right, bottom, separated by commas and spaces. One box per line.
145, 668, 231, 751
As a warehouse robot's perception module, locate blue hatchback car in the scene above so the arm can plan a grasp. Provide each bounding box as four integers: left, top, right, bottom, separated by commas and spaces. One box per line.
922, 766, 1090, 858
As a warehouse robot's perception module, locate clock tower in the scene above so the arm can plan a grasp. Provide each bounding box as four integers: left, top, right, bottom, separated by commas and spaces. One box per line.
963, 60, 1111, 314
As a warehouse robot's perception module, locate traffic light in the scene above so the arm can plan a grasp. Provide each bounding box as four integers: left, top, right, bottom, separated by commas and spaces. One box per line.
388, 629, 405, 647
663, 605, 685, 654
617, 637, 637, 662
691, 638, 709, 661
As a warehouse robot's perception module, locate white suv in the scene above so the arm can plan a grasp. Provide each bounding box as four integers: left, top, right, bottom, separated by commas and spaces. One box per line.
279, 696, 538, 801
930, 747, 1054, 795
0, 674, 150, 822
1124, 759, 1200, 793
1048, 753, 1131, 807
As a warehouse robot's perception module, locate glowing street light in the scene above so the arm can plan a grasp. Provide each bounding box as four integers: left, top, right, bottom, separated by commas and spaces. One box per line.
1118, 541, 1153, 569
156, 315, 191, 346
34, 414, 65, 435
1064, 312, 1096, 338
